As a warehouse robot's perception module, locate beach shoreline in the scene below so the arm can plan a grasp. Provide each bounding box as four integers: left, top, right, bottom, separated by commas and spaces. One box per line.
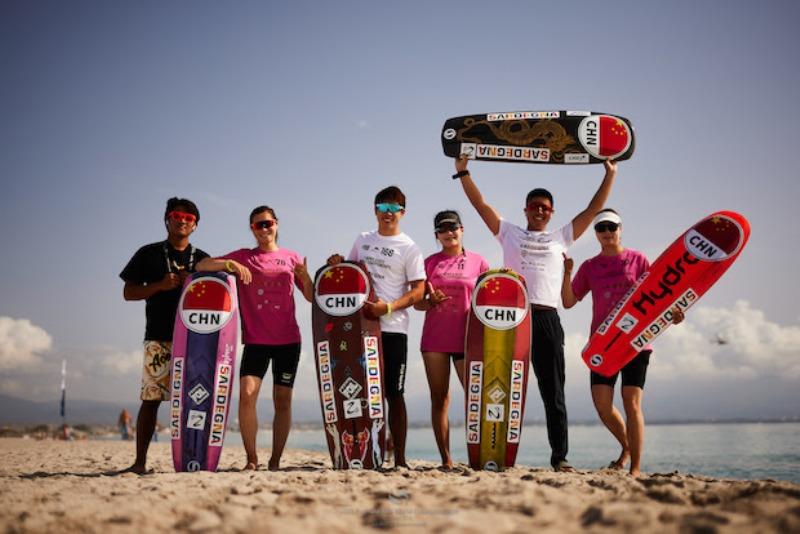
1, 437, 798, 533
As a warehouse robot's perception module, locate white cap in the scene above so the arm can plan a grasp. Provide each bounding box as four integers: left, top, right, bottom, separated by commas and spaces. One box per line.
593, 210, 622, 227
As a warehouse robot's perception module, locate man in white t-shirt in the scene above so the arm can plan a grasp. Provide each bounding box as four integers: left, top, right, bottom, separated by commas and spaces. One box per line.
328, 185, 426, 468
454, 156, 618, 471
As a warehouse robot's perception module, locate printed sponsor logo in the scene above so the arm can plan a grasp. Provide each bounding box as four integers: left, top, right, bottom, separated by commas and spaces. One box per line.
487, 385, 506, 403
589, 354, 603, 367
460, 142, 477, 159
314, 264, 371, 317
596, 272, 648, 335
443, 128, 456, 140
631, 289, 698, 350
466, 362, 483, 444
474, 144, 550, 163
365, 336, 384, 419
631, 252, 700, 316
179, 277, 235, 334
484, 460, 499, 472
486, 403, 505, 422
566, 110, 591, 116
317, 342, 338, 423
343, 399, 363, 419
170, 358, 183, 439
472, 274, 529, 330
684, 215, 743, 263
615, 312, 639, 333
564, 153, 589, 164
188, 383, 209, 405
487, 111, 559, 121
187, 409, 206, 430
339, 377, 362, 399
186, 460, 201, 472
209, 363, 231, 446
507, 360, 524, 444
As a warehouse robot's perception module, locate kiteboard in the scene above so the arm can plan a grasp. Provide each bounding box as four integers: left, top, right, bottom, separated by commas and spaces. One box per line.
441, 111, 635, 164
312, 261, 386, 470
465, 269, 531, 471
170, 271, 239, 472
582, 211, 750, 377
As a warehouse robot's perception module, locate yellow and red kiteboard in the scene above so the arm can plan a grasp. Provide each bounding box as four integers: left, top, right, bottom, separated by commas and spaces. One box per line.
582, 211, 750, 377
465, 269, 531, 471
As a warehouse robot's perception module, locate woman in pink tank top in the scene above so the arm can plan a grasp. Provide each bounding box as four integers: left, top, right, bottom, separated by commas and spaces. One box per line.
415, 210, 488, 468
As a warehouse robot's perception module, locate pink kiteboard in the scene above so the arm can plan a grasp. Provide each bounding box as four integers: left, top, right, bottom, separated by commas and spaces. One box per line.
170, 272, 239, 472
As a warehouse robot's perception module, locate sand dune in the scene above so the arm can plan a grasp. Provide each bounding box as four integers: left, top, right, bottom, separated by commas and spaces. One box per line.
1, 438, 798, 533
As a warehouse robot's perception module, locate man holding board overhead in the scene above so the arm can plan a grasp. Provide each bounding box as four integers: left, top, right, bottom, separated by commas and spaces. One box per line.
455, 155, 617, 472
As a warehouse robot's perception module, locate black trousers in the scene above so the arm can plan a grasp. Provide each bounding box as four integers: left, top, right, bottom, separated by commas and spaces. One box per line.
530, 308, 568, 467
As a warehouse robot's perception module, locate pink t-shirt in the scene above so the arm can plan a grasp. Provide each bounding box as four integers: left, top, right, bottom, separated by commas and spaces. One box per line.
571, 249, 650, 341
420, 250, 489, 353
222, 248, 305, 345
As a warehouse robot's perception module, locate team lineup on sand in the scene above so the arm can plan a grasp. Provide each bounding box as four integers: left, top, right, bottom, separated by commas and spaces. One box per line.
114, 112, 751, 480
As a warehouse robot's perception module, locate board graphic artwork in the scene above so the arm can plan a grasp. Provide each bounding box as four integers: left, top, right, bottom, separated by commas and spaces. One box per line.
582, 211, 750, 377
441, 111, 635, 164
465, 269, 531, 471
312, 262, 386, 469
171, 272, 239, 472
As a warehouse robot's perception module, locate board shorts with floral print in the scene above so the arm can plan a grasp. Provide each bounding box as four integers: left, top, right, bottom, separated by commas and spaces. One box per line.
141, 340, 172, 401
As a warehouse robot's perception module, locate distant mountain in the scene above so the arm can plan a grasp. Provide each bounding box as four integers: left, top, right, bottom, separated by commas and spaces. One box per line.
0, 394, 138, 426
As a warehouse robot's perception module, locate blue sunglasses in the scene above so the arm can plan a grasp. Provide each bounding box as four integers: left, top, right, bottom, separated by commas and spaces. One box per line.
375, 203, 404, 214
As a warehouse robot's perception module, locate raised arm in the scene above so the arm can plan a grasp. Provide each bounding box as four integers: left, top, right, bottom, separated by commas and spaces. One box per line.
455, 156, 502, 236
196, 257, 252, 284
571, 159, 618, 240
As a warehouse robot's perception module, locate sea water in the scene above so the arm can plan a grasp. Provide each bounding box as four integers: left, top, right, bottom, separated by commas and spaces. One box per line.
225, 422, 800, 483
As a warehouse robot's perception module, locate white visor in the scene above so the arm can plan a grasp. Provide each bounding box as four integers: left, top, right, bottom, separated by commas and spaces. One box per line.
593, 211, 622, 227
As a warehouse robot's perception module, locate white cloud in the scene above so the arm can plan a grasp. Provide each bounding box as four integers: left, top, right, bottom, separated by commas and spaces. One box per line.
640, 301, 800, 380
99, 348, 142, 375
0, 317, 53, 371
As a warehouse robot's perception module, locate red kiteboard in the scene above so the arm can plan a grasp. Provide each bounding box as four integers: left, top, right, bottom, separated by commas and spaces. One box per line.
582, 211, 750, 377
311, 262, 386, 469
465, 269, 531, 471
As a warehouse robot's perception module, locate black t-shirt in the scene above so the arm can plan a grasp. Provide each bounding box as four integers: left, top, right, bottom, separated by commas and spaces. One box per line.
120, 241, 209, 341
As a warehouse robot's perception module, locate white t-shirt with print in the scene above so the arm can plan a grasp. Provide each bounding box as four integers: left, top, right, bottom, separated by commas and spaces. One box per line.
496, 219, 573, 308
347, 231, 426, 334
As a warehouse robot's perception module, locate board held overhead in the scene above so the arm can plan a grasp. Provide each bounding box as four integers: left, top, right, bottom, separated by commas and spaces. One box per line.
441, 111, 635, 164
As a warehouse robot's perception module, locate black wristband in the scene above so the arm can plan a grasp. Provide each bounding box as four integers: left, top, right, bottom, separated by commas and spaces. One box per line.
452, 170, 470, 180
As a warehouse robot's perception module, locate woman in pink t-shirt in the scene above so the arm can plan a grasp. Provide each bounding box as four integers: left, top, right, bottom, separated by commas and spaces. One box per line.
414, 210, 488, 468
562, 209, 682, 477
197, 205, 313, 471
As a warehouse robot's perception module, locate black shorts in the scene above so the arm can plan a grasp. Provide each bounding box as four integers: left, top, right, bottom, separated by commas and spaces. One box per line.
591, 350, 652, 390
240, 343, 301, 388
382, 332, 408, 399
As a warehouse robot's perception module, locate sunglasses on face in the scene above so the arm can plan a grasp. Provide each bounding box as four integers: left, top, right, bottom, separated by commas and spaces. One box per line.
167, 211, 197, 224
435, 223, 462, 234
594, 222, 620, 233
375, 203, 404, 214
525, 202, 553, 214
251, 219, 277, 230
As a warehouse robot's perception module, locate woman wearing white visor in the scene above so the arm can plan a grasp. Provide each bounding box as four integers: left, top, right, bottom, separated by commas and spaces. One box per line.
561, 209, 682, 477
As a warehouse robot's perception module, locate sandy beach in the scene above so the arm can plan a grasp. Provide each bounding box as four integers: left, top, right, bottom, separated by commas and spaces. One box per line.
1, 438, 798, 533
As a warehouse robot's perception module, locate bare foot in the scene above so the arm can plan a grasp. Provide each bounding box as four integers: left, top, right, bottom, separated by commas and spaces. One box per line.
629, 468, 642, 478
117, 464, 152, 475
242, 462, 257, 471
268, 458, 280, 471
553, 460, 576, 473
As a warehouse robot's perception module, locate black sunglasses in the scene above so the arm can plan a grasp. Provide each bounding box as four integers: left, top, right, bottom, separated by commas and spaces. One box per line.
251, 219, 276, 230
594, 222, 619, 233
435, 223, 462, 233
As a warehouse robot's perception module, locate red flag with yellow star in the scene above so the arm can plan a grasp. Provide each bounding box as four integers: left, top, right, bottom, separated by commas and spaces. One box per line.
598, 116, 631, 158
474, 275, 527, 308
183, 279, 232, 311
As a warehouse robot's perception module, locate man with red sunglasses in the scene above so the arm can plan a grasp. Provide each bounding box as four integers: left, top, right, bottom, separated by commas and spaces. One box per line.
455, 156, 617, 472
118, 197, 209, 474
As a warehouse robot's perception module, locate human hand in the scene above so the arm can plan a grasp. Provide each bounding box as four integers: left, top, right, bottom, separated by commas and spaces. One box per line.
563, 253, 574, 275
671, 307, 685, 325
426, 281, 451, 306
455, 153, 470, 173
159, 273, 181, 291
327, 254, 344, 266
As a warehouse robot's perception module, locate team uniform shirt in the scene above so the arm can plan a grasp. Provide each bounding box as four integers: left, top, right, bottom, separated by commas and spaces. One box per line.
496, 219, 573, 307
347, 231, 425, 334
420, 250, 489, 353
221, 247, 305, 345
120, 241, 209, 341
571, 248, 652, 349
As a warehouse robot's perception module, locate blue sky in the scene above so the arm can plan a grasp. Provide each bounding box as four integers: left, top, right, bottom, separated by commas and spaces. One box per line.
1, 0, 798, 421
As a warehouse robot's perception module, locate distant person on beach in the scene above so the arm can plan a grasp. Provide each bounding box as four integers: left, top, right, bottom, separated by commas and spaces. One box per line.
456, 155, 617, 472
561, 208, 683, 477
118, 409, 132, 440
119, 197, 209, 474
196, 205, 313, 471
414, 210, 488, 469
327, 186, 426, 468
